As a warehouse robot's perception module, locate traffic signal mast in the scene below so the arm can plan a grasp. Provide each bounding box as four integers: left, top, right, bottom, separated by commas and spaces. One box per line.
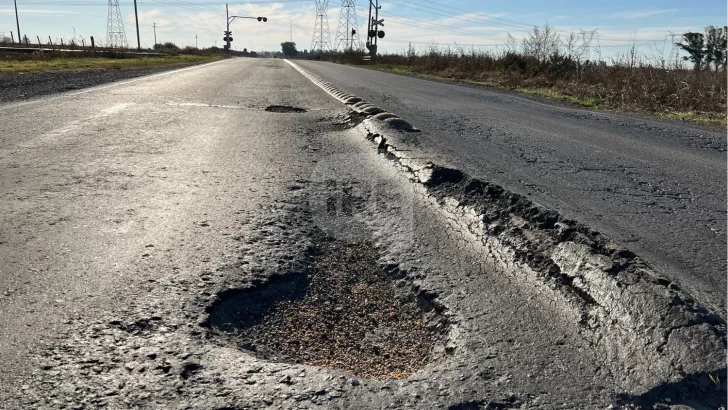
225, 3, 267, 52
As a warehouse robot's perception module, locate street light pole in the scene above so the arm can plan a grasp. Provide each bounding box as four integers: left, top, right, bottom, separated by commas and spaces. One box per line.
14, 0, 20, 45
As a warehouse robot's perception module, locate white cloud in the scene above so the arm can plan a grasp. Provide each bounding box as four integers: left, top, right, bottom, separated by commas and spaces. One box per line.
0, 8, 79, 15
609, 9, 677, 20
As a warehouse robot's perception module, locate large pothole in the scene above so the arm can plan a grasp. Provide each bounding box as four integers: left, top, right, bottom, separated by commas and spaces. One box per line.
206, 235, 450, 380
265, 105, 307, 113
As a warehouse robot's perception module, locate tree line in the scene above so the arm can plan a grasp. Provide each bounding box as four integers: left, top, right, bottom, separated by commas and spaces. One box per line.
677, 26, 727, 70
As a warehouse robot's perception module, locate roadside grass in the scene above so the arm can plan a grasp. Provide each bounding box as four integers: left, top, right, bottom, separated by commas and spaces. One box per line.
0, 54, 223, 74
320, 45, 726, 128
339, 61, 725, 127
656, 111, 728, 127
360, 64, 600, 107
515, 87, 600, 107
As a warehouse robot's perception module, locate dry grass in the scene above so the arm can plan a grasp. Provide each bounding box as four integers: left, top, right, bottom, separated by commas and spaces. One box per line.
323, 49, 727, 125
0, 53, 223, 74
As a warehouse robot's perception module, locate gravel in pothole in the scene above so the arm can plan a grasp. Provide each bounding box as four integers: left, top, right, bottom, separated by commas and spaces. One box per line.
207, 236, 449, 380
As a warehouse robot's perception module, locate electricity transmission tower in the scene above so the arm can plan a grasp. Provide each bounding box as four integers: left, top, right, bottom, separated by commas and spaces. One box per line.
311, 0, 332, 52
578, 28, 598, 62
334, 0, 359, 51
106, 0, 128, 48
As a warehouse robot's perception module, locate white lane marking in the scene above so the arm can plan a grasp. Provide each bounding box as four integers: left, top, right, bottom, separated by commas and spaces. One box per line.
24, 103, 134, 146
100, 103, 132, 115
0, 58, 231, 112
168, 102, 243, 109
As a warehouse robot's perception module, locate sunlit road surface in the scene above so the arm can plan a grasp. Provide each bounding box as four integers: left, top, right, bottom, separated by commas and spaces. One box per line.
0, 58, 725, 409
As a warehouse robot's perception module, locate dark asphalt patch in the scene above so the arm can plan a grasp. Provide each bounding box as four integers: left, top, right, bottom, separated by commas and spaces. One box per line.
265, 105, 307, 113
206, 232, 450, 380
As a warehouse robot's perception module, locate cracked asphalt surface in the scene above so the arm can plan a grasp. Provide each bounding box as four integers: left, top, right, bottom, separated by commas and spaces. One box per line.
0, 58, 725, 409
295, 60, 727, 315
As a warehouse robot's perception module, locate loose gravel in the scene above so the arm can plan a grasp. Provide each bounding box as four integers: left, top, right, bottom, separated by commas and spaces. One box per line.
207, 234, 449, 380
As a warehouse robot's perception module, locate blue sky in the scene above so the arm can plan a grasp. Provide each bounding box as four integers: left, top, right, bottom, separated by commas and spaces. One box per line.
0, 0, 725, 59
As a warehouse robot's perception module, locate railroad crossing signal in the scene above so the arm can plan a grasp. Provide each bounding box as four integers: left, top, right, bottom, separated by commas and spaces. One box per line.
368, 18, 384, 39
365, 0, 383, 59
224, 30, 232, 42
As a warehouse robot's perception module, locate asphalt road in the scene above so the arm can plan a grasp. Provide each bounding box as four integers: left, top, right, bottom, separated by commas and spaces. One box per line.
0, 58, 334, 406
296, 60, 728, 314
0, 58, 724, 409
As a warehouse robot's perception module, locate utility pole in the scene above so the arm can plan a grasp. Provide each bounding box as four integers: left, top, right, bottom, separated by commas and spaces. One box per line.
226, 4, 231, 52
14, 0, 21, 45
153, 22, 157, 46
133, 0, 140, 50
290, 20, 293, 42
195, 34, 198, 48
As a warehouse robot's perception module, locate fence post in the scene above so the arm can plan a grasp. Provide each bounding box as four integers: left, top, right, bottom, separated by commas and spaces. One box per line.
37, 35, 41, 50
10, 31, 14, 44
90, 36, 95, 49
49, 36, 54, 50
60, 39, 64, 48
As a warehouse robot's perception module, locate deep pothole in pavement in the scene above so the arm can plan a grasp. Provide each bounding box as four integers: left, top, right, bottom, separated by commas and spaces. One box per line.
206, 234, 451, 380
265, 105, 307, 113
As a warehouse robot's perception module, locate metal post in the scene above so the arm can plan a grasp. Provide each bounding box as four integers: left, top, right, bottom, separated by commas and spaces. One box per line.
10, 31, 14, 45
133, 0, 141, 50
36, 35, 41, 49
374, 0, 379, 54
195, 34, 198, 48
14, 0, 21, 45
153, 23, 157, 46
367, 0, 372, 46
226, 4, 231, 53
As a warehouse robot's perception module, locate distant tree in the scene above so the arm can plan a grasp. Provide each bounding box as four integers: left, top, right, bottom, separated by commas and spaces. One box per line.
280, 41, 298, 57
705, 25, 727, 70
564, 32, 579, 60
677, 32, 706, 70
522, 24, 560, 62
505, 33, 518, 54
243, 47, 248, 54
